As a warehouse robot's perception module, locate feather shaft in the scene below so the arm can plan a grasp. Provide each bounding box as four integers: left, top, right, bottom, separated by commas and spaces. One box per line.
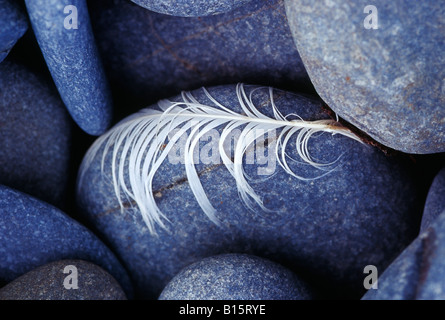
77, 83, 364, 234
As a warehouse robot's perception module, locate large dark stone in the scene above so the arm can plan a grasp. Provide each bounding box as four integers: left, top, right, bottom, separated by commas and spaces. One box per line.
284, 0, 445, 154
0, 60, 71, 208
76, 84, 422, 299
88, 0, 312, 119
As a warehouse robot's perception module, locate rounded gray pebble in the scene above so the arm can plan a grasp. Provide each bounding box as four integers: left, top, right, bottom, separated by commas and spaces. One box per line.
0, 260, 127, 300
159, 254, 313, 300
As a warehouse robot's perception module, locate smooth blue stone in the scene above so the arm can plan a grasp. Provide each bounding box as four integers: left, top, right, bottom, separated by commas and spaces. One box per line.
0, 260, 127, 300
0, 0, 28, 63
24, 0, 113, 136
420, 167, 445, 233
362, 209, 445, 300
0, 184, 133, 298
159, 254, 313, 300
88, 0, 312, 118
130, 0, 253, 17
284, 0, 445, 154
76, 84, 422, 299
0, 60, 71, 209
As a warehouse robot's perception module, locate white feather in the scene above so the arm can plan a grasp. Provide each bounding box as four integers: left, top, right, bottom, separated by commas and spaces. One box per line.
77, 83, 364, 234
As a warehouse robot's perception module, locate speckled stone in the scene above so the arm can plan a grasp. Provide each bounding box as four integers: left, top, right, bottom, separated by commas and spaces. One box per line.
420, 167, 445, 233
362, 209, 445, 300
159, 254, 313, 300
0, 260, 127, 300
76, 84, 422, 299
0, 184, 133, 298
0, 60, 71, 208
284, 0, 445, 154
130, 0, 253, 17
0, 0, 28, 63
88, 0, 312, 119
24, 0, 113, 136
